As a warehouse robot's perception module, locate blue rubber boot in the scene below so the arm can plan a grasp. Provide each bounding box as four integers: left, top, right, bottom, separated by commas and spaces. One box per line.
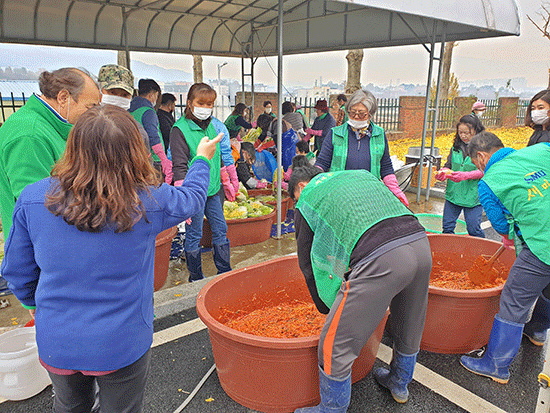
460, 315, 523, 384
294, 367, 351, 413
184, 249, 204, 282
213, 242, 232, 274
523, 294, 550, 346
373, 349, 417, 403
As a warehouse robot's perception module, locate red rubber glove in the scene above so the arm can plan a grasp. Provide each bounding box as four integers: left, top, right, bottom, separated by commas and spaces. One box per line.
256, 181, 268, 189
152, 143, 173, 184
226, 164, 240, 193
382, 174, 409, 207
502, 235, 515, 250
448, 170, 484, 183
435, 168, 451, 181
221, 167, 236, 201
283, 167, 293, 182
305, 128, 322, 137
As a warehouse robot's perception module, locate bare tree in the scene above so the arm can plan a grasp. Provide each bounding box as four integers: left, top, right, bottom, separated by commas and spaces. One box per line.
527, 2, 550, 87
193, 55, 203, 84
345, 49, 363, 94
439, 41, 456, 101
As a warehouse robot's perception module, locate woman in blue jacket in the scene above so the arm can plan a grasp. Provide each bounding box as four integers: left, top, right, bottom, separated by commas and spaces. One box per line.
1, 105, 219, 413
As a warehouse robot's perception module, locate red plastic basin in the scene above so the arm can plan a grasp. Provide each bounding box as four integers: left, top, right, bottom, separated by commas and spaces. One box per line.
196, 256, 388, 413
421, 234, 516, 354
153, 226, 177, 291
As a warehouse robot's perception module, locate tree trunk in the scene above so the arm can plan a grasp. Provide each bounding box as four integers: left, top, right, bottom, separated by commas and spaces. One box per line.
345, 49, 363, 94
439, 41, 455, 101
117, 50, 130, 70
193, 55, 203, 84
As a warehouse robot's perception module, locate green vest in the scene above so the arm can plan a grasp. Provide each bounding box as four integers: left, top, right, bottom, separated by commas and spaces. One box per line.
330, 122, 385, 179
341, 105, 349, 124
445, 149, 481, 207
224, 114, 240, 133
129, 106, 165, 163
296, 170, 413, 307
173, 117, 221, 196
0, 95, 73, 237
482, 144, 550, 265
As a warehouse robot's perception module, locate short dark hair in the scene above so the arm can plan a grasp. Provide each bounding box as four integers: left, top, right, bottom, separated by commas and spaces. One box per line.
240, 142, 256, 163
296, 140, 309, 154
288, 165, 322, 201
291, 155, 310, 170
256, 113, 273, 131
161, 93, 176, 105
282, 101, 294, 115
263, 100, 272, 107
525, 89, 550, 129
232, 102, 248, 116
467, 131, 504, 159
454, 114, 485, 150
337, 94, 347, 103
138, 79, 161, 96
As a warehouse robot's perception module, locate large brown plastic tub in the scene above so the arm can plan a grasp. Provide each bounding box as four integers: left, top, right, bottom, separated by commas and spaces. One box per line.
153, 226, 177, 291
196, 256, 388, 413
421, 234, 516, 354
200, 210, 276, 248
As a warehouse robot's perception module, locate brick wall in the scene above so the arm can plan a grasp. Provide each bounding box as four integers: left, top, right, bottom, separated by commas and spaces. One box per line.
236, 92, 278, 121
397, 96, 426, 140
498, 97, 519, 128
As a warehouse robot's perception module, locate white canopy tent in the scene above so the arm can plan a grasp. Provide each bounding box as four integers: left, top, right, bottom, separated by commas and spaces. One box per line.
0, 0, 521, 233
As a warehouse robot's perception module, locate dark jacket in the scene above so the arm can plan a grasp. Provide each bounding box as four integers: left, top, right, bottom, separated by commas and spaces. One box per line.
157, 108, 175, 153
527, 129, 550, 147
311, 113, 336, 151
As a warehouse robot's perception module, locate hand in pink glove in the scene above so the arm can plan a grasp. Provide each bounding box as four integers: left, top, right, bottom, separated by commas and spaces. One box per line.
226, 164, 240, 193
448, 170, 484, 183
281, 181, 288, 191
305, 128, 323, 137
256, 180, 268, 189
382, 174, 409, 207
152, 143, 173, 184
502, 235, 515, 250
435, 168, 451, 182
174, 180, 183, 187
186, 218, 192, 225
283, 167, 293, 182
220, 166, 236, 202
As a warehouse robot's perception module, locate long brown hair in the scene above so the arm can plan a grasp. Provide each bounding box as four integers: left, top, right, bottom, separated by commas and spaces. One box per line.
46, 105, 161, 232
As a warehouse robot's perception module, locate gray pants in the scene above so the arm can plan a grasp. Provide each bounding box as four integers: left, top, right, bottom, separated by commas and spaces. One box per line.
318, 237, 432, 378
499, 246, 550, 323
48, 349, 150, 413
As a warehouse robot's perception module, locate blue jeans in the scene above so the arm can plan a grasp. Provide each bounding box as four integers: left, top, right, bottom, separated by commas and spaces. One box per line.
184, 190, 229, 252
499, 246, 550, 323
442, 200, 485, 238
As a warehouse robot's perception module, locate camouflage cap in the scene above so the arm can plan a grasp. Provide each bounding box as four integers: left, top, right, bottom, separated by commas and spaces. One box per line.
97, 64, 134, 96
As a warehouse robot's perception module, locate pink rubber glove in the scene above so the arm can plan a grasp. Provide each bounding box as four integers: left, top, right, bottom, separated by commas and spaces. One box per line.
281, 181, 288, 191
220, 166, 236, 202
448, 170, 484, 183
174, 180, 183, 187
502, 235, 515, 250
226, 164, 240, 192
435, 168, 451, 181
305, 128, 323, 137
382, 174, 409, 207
283, 167, 293, 181
152, 143, 173, 184
256, 181, 267, 189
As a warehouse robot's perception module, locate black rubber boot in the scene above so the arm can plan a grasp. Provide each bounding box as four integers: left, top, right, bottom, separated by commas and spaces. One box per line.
213, 242, 232, 274
184, 249, 204, 282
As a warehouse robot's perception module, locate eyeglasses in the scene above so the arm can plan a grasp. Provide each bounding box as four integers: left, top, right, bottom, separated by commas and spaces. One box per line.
348, 111, 369, 119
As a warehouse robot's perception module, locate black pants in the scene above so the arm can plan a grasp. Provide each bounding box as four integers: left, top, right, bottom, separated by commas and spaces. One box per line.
48, 349, 150, 413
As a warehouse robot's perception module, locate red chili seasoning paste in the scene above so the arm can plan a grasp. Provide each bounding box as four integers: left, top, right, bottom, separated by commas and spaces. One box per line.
220, 301, 327, 338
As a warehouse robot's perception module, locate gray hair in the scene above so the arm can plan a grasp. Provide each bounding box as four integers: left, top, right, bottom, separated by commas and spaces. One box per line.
467, 131, 504, 159
345, 89, 378, 116
39, 67, 97, 102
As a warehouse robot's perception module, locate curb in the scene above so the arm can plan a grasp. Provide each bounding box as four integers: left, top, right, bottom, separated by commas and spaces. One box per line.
153, 277, 211, 319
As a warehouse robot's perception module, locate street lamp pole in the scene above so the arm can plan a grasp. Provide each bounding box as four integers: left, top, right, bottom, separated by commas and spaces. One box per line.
217, 62, 228, 118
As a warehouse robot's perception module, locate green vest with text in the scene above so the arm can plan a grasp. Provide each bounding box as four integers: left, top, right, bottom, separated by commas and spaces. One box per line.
481, 144, 550, 265
445, 149, 481, 207
330, 122, 385, 179
296, 170, 413, 307
129, 106, 165, 163
173, 117, 221, 196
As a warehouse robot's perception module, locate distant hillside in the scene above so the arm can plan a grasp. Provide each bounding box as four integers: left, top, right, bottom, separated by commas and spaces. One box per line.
131, 61, 192, 83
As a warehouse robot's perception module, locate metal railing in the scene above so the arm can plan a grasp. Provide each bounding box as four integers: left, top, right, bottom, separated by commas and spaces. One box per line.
479, 99, 500, 127
428, 99, 457, 130
517, 99, 529, 126
0, 93, 29, 123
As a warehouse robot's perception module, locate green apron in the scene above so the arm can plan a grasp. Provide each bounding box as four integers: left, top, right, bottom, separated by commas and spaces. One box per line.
129, 106, 166, 163
446, 149, 481, 207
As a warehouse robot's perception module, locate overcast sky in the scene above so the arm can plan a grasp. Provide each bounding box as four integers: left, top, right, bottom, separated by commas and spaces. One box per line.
0, 0, 548, 89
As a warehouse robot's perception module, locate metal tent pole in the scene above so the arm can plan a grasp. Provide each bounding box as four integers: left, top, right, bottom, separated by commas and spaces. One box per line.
416, 24, 436, 203
426, 28, 446, 202
250, 23, 255, 122
275, 0, 283, 237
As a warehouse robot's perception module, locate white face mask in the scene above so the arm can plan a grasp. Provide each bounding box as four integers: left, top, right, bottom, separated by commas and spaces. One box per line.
531, 109, 549, 125
265, 107, 272, 114
347, 119, 370, 130
101, 94, 131, 110
475, 112, 483, 119
193, 106, 213, 120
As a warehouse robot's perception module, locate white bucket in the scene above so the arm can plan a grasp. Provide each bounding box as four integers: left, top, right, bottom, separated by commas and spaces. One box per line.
0, 327, 51, 400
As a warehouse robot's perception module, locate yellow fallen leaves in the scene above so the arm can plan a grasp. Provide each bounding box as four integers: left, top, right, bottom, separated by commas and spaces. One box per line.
388, 126, 533, 161
205, 397, 214, 402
